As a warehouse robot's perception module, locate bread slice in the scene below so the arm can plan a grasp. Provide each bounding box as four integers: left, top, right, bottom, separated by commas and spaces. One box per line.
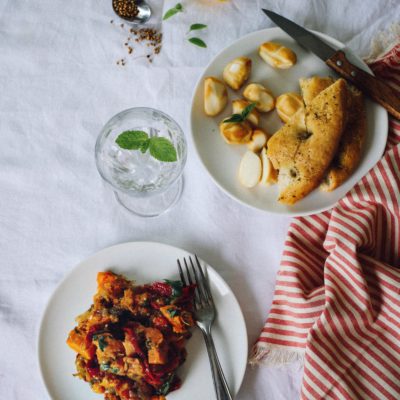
321, 85, 366, 191
300, 76, 334, 106
301, 77, 367, 192
267, 79, 348, 204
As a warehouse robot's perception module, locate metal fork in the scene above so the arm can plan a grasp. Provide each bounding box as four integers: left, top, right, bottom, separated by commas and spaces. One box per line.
177, 255, 233, 400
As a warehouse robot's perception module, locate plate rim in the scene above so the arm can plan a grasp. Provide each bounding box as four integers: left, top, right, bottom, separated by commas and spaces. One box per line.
190, 26, 389, 217
37, 241, 249, 400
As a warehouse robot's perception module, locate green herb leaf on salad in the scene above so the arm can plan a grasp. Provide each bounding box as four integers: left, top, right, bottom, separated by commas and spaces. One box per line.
158, 374, 175, 395
167, 308, 180, 318
188, 37, 207, 48
93, 334, 108, 352
100, 363, 119, 374
164, 279, 183, 298
163, 3, 183, 20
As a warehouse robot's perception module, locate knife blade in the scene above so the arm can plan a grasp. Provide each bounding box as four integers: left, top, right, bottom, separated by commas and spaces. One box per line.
262, 9, 400, 120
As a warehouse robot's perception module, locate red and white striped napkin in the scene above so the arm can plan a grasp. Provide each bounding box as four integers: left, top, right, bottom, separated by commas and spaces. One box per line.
251, 35, 400, 399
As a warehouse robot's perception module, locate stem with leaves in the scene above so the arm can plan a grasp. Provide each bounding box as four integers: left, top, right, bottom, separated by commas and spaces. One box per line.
224, 103, 257, 123
115, 131, 177, 162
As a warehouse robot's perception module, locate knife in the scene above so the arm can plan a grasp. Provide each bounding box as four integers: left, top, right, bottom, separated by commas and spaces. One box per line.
262, 9, 400, 120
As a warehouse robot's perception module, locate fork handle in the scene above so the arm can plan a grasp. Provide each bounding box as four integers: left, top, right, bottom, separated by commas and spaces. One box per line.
202, 330, 233, 400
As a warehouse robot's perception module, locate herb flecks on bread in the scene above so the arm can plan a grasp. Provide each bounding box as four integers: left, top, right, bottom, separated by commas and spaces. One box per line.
267, 79, 348, 204
300, 77, 367, 192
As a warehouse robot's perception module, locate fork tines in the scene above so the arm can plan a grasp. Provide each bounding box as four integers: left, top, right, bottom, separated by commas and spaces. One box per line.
177, 255, 213, 308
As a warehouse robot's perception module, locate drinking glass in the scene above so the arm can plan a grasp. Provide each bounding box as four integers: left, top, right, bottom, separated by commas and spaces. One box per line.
95, 107, 187, 217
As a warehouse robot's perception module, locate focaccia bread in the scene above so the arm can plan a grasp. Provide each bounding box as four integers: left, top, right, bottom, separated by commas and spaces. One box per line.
299, 76, 334, 106
300, 76, 367, 192
321, 85, 366, 191
267, 79, 348, 204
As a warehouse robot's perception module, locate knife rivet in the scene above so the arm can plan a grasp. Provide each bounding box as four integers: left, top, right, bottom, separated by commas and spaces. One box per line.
351, 71, 357, 77
336, 60, 343, 67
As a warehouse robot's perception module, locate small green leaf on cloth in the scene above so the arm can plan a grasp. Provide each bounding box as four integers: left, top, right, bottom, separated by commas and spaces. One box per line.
189, 23, 207, 32
163, 3, 183, 20
188, 37, 207, 48
149, 137, 177, 162
115, 130, 149, 150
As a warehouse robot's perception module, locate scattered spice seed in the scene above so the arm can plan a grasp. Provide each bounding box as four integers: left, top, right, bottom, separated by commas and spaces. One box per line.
110, 20, 114, 24
111, 22, 162, 65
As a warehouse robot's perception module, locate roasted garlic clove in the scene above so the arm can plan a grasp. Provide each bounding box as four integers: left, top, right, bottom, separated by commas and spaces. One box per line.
243, 83, 275, 112
259, 42, 297, 69
232, 99, 260, 126
260, 148, 277, 186
222, 57, 252, 90
275, 92, 304, 123
219, 120, 253, 144
238, 151, 262, 188
247, 129, 270, 152
204, 77, 228, 116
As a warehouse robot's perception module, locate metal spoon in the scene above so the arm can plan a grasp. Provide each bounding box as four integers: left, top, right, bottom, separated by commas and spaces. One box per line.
112, 0, 151, 24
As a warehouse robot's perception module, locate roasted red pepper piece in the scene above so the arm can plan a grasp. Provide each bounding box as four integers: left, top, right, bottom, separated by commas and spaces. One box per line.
123, 326, 163, 386
152, 315, 170, 329
180, 284, 196, 301
149, 282, 172, 297
124, 326, 146, 359
86, 358, 102, 379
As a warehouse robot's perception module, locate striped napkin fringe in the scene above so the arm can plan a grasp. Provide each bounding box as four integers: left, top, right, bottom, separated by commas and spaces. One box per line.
250, 27, 400, 400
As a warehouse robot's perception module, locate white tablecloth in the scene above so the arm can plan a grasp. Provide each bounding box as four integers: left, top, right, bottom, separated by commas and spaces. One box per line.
1, 1, 399, 399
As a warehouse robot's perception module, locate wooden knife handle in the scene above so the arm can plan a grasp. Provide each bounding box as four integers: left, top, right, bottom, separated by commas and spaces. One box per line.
326, 50, 400, 120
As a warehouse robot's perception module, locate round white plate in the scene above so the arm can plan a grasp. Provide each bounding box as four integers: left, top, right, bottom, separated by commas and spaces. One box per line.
191, 27, 388, 216
38, 242, 248, 400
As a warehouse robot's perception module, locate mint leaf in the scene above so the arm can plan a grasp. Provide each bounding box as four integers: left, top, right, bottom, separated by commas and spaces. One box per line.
223, 113, 243, 123
188, 37, 207, 48
115, 131, 149, 150
189, 23, 207, 32
241, 102, 257, 120
163, 3, 183, 20
139, 139, 150, 153
223, 102, 257, 123
149, 137, 177, 162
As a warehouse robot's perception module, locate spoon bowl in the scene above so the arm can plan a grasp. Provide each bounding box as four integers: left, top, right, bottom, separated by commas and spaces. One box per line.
113, 0, 151, 24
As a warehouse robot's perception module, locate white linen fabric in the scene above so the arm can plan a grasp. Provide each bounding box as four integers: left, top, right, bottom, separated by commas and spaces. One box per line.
0, 1, 399, 399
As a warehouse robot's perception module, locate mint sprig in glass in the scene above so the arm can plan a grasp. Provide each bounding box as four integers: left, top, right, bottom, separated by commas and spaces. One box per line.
95, 108, 186, 217
115, 130, 178, 162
